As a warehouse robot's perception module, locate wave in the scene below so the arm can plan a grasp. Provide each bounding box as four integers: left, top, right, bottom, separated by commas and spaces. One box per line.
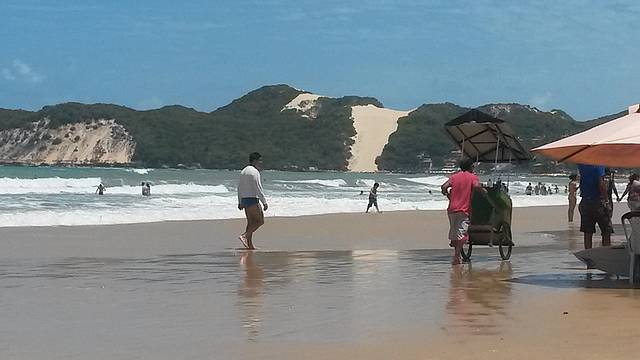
106, 183, 229, 195
274, 179, 348, 187
399, 176, 449, 186
0, 192, 575, 227
0, 177, 103, 194
0, 177, 228, 195
126, 168, 153, 175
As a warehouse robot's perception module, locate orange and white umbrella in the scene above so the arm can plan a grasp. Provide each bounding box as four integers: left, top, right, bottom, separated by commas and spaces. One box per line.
531, 104, 640, 168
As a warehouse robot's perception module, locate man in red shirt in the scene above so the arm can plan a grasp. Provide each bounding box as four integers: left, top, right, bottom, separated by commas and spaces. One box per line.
441, 158, 484, 265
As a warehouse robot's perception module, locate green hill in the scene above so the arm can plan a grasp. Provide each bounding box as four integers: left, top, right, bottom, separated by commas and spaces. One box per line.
377, 103, 621, 172
0, 85, 381, 170
0, 84, 626, 171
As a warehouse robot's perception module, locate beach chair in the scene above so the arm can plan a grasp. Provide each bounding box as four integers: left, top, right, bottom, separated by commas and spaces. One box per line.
621, 211, 640, 283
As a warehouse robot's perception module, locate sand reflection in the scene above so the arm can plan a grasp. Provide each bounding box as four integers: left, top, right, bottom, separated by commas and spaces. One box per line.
237, 251, 265, 341
236, 251, 294, 341
446, 261, 513, 336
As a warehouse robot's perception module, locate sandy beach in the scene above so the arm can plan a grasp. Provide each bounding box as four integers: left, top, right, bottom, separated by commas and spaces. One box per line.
2, 203, 639, 359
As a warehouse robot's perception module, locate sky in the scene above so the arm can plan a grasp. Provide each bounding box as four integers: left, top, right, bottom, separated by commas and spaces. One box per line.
1, 0, 640, 120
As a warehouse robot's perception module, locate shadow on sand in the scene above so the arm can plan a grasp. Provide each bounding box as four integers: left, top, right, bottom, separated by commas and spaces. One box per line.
510, 272, 640, 289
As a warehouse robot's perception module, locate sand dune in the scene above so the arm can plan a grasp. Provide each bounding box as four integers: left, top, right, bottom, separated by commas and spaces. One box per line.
348, 105, 411, 172
282, 93, 322, 115
283, 94, 412, 172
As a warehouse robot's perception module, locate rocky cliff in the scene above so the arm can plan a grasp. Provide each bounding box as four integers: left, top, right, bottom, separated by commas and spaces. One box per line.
0, 118, 135, 165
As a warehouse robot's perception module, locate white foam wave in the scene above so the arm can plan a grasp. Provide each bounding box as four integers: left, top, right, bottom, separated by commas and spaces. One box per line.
274, 179, 348, 187
0, 177, 102, 194
0, 195, 239, 227
400, 176, 449, 187
127, 168, 152, 175
106, 183, 229, 195
0, 177, 228, 195
0, 190, 576, 227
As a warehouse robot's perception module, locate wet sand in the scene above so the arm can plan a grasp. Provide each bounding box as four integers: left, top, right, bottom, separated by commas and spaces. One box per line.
2, 203, 639, 359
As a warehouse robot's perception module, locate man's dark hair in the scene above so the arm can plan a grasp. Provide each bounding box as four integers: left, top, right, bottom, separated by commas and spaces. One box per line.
459, 158, 474, 171
373, 182, 379, 187
249, 152, 262, 163
569, 173, 577, 181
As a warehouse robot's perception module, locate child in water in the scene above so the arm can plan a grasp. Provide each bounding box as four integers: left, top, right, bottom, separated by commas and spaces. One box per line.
366, 183, 380, 213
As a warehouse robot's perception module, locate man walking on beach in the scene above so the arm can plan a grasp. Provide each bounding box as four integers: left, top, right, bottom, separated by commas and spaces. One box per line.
441, 158, 484, 265
578, 164, 613, 249
237, 152, 268, 250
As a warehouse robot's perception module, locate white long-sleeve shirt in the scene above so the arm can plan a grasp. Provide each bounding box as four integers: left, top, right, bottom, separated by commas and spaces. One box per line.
237, 165, 267, 205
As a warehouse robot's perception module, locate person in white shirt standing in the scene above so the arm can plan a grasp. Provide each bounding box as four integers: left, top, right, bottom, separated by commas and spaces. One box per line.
237, 152, 268, 249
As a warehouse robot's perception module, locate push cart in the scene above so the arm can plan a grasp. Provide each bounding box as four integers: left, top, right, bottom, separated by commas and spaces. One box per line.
444, 109, 531, 261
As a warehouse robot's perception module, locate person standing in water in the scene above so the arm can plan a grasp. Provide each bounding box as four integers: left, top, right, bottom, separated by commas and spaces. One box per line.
95, 183, 106, 195
237, 152, 268, 250
578, 164, 612, 249
568, 174, 579, 222
366, 182, 380, 213
618, 173, 640, 211
525, 183, 533, 195
604, 168, 619, 218
441, 158, 485, 265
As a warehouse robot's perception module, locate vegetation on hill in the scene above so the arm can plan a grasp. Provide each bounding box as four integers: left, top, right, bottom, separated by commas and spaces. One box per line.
377, 103, 627, 172
0, 84, 627, 171
376, 103, 467, 172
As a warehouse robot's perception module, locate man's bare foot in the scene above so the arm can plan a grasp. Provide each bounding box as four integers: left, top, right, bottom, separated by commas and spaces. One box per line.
238, 234, 249, 249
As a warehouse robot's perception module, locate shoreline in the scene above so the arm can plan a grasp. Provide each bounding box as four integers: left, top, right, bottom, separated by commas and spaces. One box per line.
0, 201, 631, 230
1, 203, 631, 260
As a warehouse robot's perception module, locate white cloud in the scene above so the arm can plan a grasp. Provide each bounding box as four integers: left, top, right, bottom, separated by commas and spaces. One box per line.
12, 59, 44, 83
2, 59, 44, 83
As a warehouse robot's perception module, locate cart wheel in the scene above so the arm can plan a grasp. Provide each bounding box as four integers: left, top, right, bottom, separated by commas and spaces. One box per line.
498, 222, 512, 260
460, 240, 472, 262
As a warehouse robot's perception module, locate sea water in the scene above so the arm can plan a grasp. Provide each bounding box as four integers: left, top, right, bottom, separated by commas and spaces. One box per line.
0, 165, 623, 227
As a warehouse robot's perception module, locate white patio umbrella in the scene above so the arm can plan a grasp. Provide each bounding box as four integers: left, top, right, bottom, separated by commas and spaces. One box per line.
531, 104, 640, 168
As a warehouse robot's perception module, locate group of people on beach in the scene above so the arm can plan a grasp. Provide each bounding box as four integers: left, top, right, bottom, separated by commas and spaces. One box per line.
233, 151, 640, 264
566, 166, 640, 249
525, 182, 559, 196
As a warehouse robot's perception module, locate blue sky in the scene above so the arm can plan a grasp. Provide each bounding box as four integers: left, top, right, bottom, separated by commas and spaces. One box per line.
1, 0, 639, 120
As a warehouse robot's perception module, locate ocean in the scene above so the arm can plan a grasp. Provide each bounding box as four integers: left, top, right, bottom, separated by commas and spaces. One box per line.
0, 165, 616, 227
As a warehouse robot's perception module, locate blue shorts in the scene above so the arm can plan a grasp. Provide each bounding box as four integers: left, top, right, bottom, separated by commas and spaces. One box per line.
241, 197, 259, 207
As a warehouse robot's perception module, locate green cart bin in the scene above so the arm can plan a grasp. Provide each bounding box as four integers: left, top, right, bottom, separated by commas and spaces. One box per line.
461, 184, 514, 261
